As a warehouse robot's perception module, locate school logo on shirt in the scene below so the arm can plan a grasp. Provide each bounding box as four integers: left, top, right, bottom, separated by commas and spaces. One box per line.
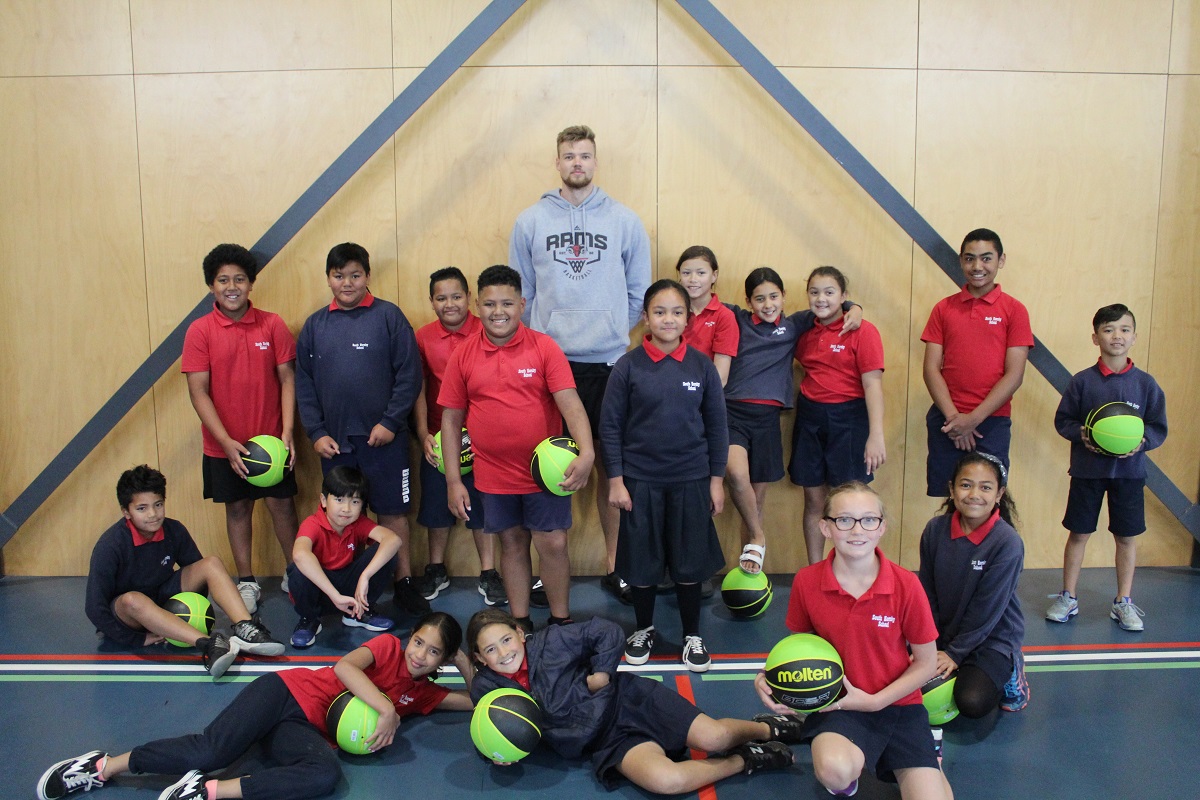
971, 559, 986, 571
704, 320, 716, 328
829, 343, 846, 354
518, 367, 538, 378
984, 316, 1003, 326
254, 341, 271, 351
396, 693, 415, 706
770, 327, 787, 336
682, 381, 700, 391
872, 614, 896, 628
346, 541, 356, 552
547, 229, 608, 280
351, 342, 369, 350
160, 556, 172, 567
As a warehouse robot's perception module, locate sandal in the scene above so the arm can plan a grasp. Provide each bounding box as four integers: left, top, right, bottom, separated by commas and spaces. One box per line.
739, 543, 765, 574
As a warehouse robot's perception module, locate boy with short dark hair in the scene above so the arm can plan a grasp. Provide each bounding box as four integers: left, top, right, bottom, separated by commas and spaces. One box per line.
1048, 304, 1168, 631
922, 229, 1034, 496
438, 265, 595, 633
295, 243, 428, 617
287, 465, 403, 648
86, 466, 284, 679
412, 266, 506, 606
182, 242, 300, 614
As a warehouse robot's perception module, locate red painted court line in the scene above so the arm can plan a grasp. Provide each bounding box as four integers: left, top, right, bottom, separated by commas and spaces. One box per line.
674, 674, 719, 800
0, 653, 337, 663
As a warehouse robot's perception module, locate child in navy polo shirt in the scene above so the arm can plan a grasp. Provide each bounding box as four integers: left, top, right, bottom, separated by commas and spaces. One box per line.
921, 228, 1034, 497
599, 279, 728, 672
1048, 303, 1168, 631
183, 243, 300, 614
438, 265, 595, 634
86, 466, 284, 681
723, 267, 860, 575
675, 245, 739, 386
789, 266, 886, 565
755, 482, 950, 799
412, 266, 506, 607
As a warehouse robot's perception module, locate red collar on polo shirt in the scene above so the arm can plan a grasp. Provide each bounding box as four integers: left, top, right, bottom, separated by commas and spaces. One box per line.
955, 284, 1003, 304
820, 547, 894, 595
751, 313, 783, 326
512, 658, 531, 690
327, 292, 376, 312
127, 518, 165, 546
951, 508, 1000, 544
212, 300, 259, 326
437, 313, 479, 338
702, 293, 723, 313
1097, 357, 1134, 377
480, 322, 527, 352
816, 316, 846, 333
643, 335, 686, 363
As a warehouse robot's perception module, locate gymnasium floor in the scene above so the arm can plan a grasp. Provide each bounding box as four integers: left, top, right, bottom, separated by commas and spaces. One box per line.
4, 565, 1199, 800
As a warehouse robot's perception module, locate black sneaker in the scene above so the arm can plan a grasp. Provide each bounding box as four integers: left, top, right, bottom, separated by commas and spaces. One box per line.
37, 751, 106, 800
416, 563, 450, 600
682, 634, 711, 673
515, 616, 534, 636
529, 577, 550, 608
158, 770, 208, 800
477, 569, 508, 606
230, 620, 285, 657
600, 571, 632, 605
752, 713, 805, 744
731, 740, 794, 775
547, 615, 574, 626
199, 634, 238, 679
393, 577, 432, 616
624, 626, 655, 665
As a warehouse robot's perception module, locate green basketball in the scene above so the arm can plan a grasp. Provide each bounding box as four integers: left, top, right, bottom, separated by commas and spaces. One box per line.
325, 691, 380, 755
470, 688, 543, 763
243, 434, 289, 487
764, 633, 844, 712
434, 428, 474, 475
1084, 402, 1144, 457
530, 436, 580, 497
720, 569, 772, 618
922, 673, 960, 725
162, 591, 214, 648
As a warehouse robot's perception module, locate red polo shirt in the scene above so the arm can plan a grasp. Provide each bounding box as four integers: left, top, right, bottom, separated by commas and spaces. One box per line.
416, 313, 483, 434
181, 301, 296, 457
683, 294, 740, 359
278, 633, 448, 742
795, 318, 885, 403
438, 324, 575, 494
785, 549, 938, 705
296, 507, 378, 571
920, 285, 1033, 418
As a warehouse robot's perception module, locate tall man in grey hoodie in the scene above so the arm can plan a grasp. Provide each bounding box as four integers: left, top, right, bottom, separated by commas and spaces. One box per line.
510, 125, 651, 604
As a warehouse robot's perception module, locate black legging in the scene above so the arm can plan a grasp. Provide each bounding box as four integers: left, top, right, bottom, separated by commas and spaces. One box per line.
952, 663, 1002, 718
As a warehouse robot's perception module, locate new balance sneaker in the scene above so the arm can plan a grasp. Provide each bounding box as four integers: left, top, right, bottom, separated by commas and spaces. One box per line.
415, 563, 450, 600
158, 770, 208, 800
393, 577, 432, 616
230, 619, 285, 657
342, 613, 395, 632
1000, 652, 1030, 712
731, 740, 794, 775
827, 778, 859, 796
1111, 596, 1145, 631
199, 634, 238, 679
290, 617, 322, 649
529, 577, 550, 608
236, 580, 262, 615
1045, 591, 1078, 623
600, 571, 632, 605
752, 713, 805, 745
682, 634, 711, 673
478, 569, 508, 606
37, 751, 106, 800
624, 626, 655, 665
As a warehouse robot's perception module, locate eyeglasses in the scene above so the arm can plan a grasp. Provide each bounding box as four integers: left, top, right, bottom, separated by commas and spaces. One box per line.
823, 515, 883, 531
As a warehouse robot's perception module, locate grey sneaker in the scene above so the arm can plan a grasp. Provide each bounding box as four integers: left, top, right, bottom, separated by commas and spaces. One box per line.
416, 563, 450, 600
230, 619, 285, 657
624, 626, 655, 665
200, 634, 238, 679
1111, 597, 1145, 631
36, 751, 106, 799
478, 569, 508, 606
236, 580, 261, 614
1045, 591, 1078, 623
682, 634, 711, 673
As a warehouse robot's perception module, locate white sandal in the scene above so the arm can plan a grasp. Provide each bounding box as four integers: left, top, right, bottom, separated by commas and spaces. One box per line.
738, 543, 765, 574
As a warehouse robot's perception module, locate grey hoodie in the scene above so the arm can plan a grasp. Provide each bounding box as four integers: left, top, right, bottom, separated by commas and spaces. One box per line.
509, 186, 651, 364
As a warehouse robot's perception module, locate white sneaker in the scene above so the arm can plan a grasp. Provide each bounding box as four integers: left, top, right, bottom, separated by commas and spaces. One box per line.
237, 580, 261, 614
280, 573, 289, 594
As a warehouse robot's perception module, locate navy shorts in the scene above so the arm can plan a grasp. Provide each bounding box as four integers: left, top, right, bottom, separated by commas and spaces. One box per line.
615, 477, 725, 586
789, 395, 872, 488
104, 570, 187, 643
726, 401, 785, 484
324, 434, 411, 515
925, 405, 1011, 497
801, 703, 939, 784
416, 456, 484, 530
592, 672, 703, 789
480, 491, 572, 534
568, 361, 613, 453
1063, 477, 1146, 536
202, 454, 298, 504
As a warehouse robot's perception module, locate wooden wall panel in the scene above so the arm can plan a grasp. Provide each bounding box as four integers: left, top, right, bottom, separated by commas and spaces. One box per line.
1170, 1, 1200, 74
919, 0, 1173, 73
0, 0, 132, 77
129, 0, 393, 73
659, 0, 918, 68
